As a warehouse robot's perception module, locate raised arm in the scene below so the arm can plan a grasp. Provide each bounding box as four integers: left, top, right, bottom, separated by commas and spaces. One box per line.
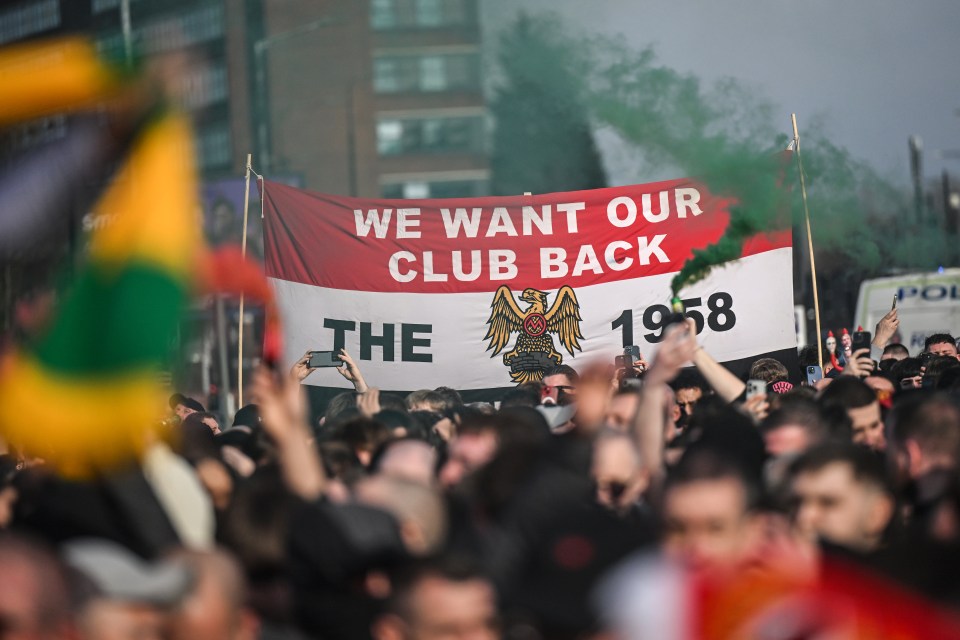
634, 319, 697, 481
336, 348, 369, 393
691, 340, 747, 402
253, 365, 326, 501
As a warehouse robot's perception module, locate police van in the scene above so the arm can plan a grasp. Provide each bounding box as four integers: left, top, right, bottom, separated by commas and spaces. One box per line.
854, 269, 960, 353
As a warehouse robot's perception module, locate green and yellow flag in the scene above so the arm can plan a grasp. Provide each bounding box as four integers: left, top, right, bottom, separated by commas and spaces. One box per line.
0, 39, 201, 477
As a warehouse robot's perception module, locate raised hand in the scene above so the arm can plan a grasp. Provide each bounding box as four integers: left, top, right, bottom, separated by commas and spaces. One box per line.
336, 348, 369, 392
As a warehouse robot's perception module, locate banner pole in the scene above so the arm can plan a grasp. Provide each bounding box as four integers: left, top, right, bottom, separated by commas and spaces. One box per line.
792, 114, 823, 370
237, 153, 253, 407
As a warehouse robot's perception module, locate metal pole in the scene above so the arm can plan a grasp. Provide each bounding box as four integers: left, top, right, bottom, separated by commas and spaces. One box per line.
237, 154, 252, 407
215, 296, 234, 420
792, 114, 823, 370
120, 0, 133, 67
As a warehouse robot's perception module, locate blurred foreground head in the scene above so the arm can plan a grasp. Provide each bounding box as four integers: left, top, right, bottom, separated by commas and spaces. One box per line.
788, 443, 893, 553
372, 556, 498, 640
0, 535, 73, 640
354, 475, 447, 556
64, 538, 192, 640
167, 549, 259, 640
661, 448, 762, 571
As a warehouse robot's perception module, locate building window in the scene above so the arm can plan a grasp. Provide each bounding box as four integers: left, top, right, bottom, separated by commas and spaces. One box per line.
373, 52, 480, 94
418, 56, 445, 91
382, 179, 487, 199
376, 120, 403, 155
372, 0, 473, 30
139, 4, 224, 53
373, 58, 401, 93
92, 0, 144, 14
181, 62, 229, 110
0, 0, 60, 45
92, 0, 119, 12
370, 0, 396, 29
415, 0, 442, 26
376, 115, 485, 156
197, 122, 231, 170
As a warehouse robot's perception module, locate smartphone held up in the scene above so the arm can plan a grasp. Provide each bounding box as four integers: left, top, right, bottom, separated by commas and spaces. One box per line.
308, 350, 343, 368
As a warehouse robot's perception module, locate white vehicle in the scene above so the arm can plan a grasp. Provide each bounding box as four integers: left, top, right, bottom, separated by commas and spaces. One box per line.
854, 269, 960, 353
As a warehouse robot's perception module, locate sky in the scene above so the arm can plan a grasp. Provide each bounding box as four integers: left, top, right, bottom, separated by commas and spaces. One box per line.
482, 0, 960, 187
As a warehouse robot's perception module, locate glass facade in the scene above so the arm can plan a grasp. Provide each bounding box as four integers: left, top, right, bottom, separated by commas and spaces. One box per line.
370, 0, 473, 30
377, 115, 485, 156
373, 52, 480, 93
0, 0, 60, 45
381, 179, 488, 199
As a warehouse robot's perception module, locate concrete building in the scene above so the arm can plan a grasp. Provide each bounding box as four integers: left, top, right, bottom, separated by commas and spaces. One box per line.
251, 0, 489, 197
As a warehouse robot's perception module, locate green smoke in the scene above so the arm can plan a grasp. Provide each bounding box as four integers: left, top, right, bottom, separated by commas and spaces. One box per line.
490, 13, 607, 195
574, 30, 954, 307
583, 38, 795, 295
489, 14, 957, 326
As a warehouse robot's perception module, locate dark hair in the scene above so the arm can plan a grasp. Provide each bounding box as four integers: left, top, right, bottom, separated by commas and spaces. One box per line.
318, 441, 365, 484
937, 367, 960, 391
818, 404, 854, 442
323, 391, 359, 426
499, 385, 540, 409
469, 409, 550, 517
179, 417, 220, 464
189, 411, 219, 427
0, 455, 18, 491
761, 395, 827, 442
924, 333, 957, 352
433, 387, 464, 411
798, 345, 821, 369
378, 393, 407, 413
220, 465, 297, 579
457, 410, 502, 437
232, 404, 261, 429
543, 364, 579, 384
924, 356, 960, 387
405, 389, 445, 412
384, 555, 491, 620
682, 397, 767, 483
749, 358, 790, 384
670, 369, 708, 394
890, 394, 960, 460
890, 357, 923, 383
335, 417, 392, 460
375, 409, 428, 440
788, 443, 891, 494
170, 393, 205, 413
883, 344, 910, 359
818, 376, 876, 411
665, 447, 762, 512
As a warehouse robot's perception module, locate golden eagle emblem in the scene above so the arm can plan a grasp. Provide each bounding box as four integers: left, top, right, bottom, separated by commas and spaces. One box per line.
484, 285, 584, 383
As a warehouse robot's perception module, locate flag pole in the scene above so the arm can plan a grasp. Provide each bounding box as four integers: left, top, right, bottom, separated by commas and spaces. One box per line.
792, 114, 823, 370
237, 153, 253, 407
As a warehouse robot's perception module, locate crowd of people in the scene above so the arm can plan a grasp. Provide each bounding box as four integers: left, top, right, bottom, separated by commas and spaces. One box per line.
3, 306, 960, 639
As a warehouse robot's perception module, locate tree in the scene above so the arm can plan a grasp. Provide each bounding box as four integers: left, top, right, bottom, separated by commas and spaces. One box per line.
490, 14, 607, 195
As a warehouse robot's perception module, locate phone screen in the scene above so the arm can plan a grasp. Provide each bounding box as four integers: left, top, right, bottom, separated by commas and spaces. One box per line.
308, 351, 342, 368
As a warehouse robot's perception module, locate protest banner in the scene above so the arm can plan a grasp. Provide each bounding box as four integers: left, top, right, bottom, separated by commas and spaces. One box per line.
262, 178, 796, 397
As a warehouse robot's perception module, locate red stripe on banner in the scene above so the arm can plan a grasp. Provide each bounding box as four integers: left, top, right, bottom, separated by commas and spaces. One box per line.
263, 180, 791, 294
